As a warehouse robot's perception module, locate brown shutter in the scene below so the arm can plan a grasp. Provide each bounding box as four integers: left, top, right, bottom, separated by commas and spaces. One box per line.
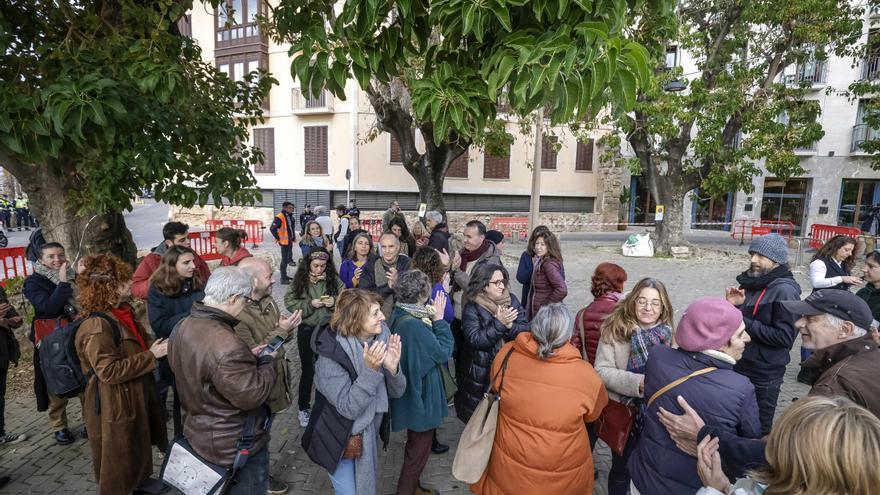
541, 135, 558, 170
575, 139, 594, 171
389, 134, 402, 163
304, 126, 328, 174
253, 128, 275, 173
447, 150, 469, 178
483, 147, 510, 179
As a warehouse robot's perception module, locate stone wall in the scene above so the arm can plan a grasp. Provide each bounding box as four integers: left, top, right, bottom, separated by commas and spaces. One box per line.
170, 204, 275, 228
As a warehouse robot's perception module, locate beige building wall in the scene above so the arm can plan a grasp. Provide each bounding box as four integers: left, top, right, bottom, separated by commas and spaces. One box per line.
190, 6, 602, 203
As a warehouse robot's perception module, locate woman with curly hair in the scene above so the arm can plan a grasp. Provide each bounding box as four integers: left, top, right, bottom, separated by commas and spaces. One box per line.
285, 247, 345, 427
74, 254, 169, 495
410, 247, 453, 324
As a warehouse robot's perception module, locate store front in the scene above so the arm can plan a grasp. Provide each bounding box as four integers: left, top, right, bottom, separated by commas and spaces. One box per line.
691, 189, 734, 231
760, 178, 810, 235
838, 179, 880, 228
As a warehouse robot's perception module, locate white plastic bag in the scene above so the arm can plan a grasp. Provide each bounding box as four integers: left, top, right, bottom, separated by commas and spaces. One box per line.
622, 233, 654, 257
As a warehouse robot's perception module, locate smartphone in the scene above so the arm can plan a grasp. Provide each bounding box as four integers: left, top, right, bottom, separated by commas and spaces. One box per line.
260, 336, 285, 356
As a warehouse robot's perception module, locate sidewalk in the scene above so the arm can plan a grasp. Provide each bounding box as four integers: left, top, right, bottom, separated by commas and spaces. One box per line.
0, 240, 812, 494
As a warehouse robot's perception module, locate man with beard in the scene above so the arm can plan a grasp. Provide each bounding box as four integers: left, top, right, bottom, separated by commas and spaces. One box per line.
724, 233, 801, 435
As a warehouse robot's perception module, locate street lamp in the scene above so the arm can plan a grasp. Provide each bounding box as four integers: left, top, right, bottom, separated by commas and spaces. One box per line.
664, 79, 687, 92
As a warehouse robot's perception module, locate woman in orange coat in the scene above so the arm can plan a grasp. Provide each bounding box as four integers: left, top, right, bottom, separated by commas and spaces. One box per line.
471, 303, 608, 495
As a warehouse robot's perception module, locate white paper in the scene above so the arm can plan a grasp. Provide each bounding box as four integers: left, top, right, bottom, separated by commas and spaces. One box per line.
162, 443, 224, 495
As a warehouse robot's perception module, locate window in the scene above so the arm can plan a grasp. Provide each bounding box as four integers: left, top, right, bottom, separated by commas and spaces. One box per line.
853, 99, 880, 152
253, 128, 275, 173
215, 0, 266, 46
389, 134, 402, 164
575, 139, 594, 171
447, 151, 469, 178
664, 46, 678, 69
541, 135, 558, 170
304, 126, 328, 174
484, 147, 511, 179
216, 52, 269, 108
178, 14, 192, 37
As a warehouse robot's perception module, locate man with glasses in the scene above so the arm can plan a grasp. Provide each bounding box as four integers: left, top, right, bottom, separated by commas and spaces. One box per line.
723, 233, 802, 435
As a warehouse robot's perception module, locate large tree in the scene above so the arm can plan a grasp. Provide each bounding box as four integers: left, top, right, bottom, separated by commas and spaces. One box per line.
270, 0, 671, 215
0, 1, 272, 263
610, 0, 864, 254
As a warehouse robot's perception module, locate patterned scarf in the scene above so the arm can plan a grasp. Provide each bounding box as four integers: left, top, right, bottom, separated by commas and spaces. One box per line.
396, 302, 435, 326
34, 262, 78, 308
627, 323, 673, 374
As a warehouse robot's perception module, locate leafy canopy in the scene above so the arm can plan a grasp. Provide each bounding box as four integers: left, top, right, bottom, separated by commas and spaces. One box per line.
0, 0, 274, 213
269, 0, 673, 145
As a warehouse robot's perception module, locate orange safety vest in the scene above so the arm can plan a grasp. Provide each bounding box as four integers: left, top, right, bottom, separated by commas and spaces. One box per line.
276, 212, 290, 246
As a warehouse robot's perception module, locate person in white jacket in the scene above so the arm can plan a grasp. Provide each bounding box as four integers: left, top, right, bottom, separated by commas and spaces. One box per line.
695, 395, 880, 495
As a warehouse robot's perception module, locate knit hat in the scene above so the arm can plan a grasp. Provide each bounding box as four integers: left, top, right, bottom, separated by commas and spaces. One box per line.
676, 298, 744, 352
748, 233, 789, 265
486, 230, 504, 245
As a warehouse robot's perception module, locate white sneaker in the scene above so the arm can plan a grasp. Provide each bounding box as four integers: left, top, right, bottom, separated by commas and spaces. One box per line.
298, 409, 311, 427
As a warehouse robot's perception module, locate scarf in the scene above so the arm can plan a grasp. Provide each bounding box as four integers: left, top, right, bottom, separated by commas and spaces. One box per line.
111, 306, 147, 351
627, 323, 673, 374
396, 302, 435, 326
735, 264, 794, 291
701, 349, 736, 365
460, 240, 491, 271
472, 288, 512, 316
335, 325, 392, 433
34, 262, 78, 307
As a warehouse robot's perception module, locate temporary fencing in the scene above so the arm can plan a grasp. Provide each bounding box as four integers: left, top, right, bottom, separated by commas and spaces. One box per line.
204, 220, 264, 248
361, 219, 383, 242
730, 220, 795, 245
808, 224, 862, 250
489, 217, 529, 241
0, 247, 31, 282
187, 231, 223, 261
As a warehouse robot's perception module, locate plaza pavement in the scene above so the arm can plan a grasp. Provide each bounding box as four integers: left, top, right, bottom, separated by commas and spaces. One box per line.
0, 238, 813, 494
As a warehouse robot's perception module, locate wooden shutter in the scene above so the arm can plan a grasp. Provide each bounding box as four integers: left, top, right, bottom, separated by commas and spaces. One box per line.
389, 134, 402, 163
541, 135, 558, 170
483, 147, 510, 179
575, 139, 594, 171
253, 128, 275, 173
447, 151, 469, 178
304, 126, 328, 174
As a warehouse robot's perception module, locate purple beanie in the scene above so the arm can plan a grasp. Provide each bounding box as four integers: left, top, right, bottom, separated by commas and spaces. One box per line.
676, 298, 744, 352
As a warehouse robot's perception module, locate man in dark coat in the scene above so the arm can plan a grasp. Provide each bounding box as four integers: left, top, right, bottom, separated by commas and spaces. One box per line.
724, 233, 801, 435
425, 210, 451, 252
0, 287, 25, 445
360, 233, 411, 317
270, 201, 298, 283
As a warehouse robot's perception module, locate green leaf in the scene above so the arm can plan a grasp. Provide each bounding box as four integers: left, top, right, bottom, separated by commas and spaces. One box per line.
611, 69, 636, 111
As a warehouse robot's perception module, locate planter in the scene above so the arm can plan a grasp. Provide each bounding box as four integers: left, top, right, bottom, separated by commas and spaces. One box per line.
617, 222, 628, 231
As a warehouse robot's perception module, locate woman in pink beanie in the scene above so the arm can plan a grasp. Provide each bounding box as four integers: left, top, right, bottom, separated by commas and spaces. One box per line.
628, 298, 761, 495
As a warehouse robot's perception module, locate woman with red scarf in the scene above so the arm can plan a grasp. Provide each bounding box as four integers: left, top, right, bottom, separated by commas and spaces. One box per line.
74, 254, 169, 495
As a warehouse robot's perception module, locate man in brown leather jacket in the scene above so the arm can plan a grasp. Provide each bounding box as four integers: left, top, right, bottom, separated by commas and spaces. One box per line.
169, 266, 278, 494
783, 289, 880, 418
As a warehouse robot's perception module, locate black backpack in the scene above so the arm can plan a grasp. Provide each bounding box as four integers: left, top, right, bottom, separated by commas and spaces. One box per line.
39, 312, 120, 398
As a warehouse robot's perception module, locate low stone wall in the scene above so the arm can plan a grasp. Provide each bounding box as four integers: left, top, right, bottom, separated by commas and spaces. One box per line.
170, 204, 275, 229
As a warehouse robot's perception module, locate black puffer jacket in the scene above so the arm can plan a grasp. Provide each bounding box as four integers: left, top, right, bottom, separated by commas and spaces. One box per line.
454, 295, 529, 423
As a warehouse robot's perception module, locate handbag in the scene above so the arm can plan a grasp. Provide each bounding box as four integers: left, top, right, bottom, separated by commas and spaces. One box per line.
160, 406, 270, 495
595, 399, 637, 457
439, 364, 458, 402
342, 433, 363, 459
452, 347, 516, 484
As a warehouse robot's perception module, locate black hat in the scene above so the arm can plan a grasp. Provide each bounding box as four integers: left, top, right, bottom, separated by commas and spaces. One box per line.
781, 289, 873, 330
486, 230, 504, 245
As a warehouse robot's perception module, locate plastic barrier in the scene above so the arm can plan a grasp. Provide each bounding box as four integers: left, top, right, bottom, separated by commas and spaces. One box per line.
204, 220, 264, 248
0, 247, 31, 281
361, 219, 383, 242
489, 217, 529, 242
188, 231, 223, 261
730, 220, 795, 245
808, 224, 863, 250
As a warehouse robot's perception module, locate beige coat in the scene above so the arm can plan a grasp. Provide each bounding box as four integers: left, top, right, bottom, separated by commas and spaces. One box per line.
594, 338, 643, 401
234, 294, 292, 413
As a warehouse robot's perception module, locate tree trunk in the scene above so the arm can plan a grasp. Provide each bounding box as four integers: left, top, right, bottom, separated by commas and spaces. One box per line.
10, 165, 138, 266
651, 175, 689, 256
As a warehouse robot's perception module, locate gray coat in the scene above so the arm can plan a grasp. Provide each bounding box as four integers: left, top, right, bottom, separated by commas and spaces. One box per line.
314, 325, 407, 495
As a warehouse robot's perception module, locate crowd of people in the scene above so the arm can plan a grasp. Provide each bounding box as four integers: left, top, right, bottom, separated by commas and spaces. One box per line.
1, 200, 879, 495
0, 194, 36, 232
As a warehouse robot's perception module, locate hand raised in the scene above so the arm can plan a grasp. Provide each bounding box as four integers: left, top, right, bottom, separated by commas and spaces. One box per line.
437, 248, 450, 267
724, 287, 745, 306
431, 292, 447, 321
59, 262, 70, 283
279, 310, 302, 332
383, 334, 402, 373
363, 340, 387, 370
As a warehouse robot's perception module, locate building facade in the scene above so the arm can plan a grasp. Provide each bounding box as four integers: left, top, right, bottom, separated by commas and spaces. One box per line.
188, 3, 609, 220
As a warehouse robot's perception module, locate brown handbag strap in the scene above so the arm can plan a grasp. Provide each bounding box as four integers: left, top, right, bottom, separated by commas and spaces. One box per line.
647, 367, 717, 408
576, 309, 587, 360
490, 347, 516, 397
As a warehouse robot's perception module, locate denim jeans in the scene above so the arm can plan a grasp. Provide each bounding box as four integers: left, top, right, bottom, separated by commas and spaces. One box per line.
227, 445, 269, 495
753, 378, 783, 436
329, 458, 357, 495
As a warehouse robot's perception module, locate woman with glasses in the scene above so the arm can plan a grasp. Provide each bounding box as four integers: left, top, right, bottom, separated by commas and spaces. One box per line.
594, 277, 674, 495
525, 229, 567, 319
454, 263, 529, 423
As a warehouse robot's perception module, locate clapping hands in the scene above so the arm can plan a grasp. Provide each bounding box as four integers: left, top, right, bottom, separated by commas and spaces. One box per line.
495, 305, 518, 329
362, 334, 403, 374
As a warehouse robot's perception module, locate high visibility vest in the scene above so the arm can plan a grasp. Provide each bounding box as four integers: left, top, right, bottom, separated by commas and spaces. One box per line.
276, 212, 290, 246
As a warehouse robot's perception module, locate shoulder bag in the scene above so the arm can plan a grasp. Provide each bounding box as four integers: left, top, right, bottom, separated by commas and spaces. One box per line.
452, 346, 516, 484
647, 367, 717, 408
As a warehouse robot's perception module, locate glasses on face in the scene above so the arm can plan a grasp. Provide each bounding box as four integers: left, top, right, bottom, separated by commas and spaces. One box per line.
489, 279, 507, 288
636, 298, 662, 310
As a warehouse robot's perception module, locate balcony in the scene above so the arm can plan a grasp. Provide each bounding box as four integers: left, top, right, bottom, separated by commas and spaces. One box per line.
291, 88, 334, 114
861, 55, 880, 80
851, 123, 880, 152
794, 141, 817, 153
780, 61, 827, 88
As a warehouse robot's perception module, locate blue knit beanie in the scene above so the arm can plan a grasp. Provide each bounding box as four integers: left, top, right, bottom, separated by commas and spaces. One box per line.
748, 233, 789, 265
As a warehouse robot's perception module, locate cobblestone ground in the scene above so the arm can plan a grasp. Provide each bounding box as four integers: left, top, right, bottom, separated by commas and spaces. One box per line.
0, 239, 813, 494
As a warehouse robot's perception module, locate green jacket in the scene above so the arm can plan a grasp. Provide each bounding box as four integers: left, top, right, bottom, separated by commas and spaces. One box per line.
284, 279, 345, 328
388, 307, 454, 433
234, 294, 291, 413
857, 284, 880, 322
